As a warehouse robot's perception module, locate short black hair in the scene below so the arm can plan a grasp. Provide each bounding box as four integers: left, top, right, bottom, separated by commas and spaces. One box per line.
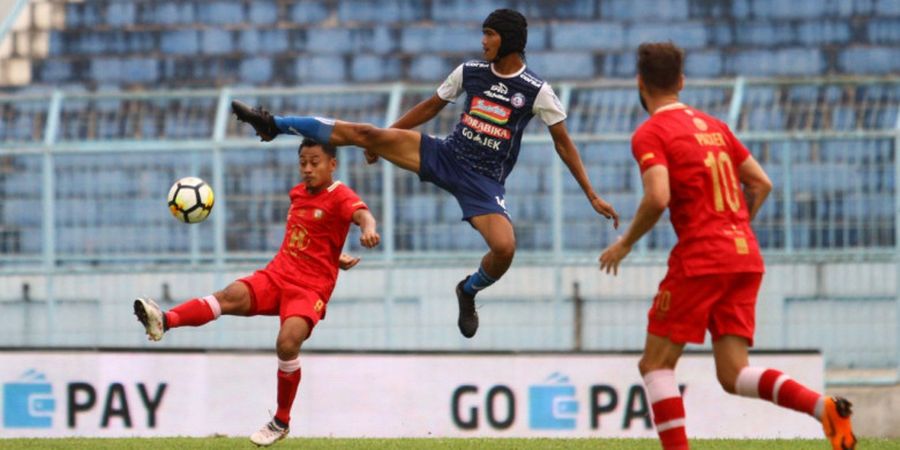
298, 137, 337, 159
637, 41, 685, 93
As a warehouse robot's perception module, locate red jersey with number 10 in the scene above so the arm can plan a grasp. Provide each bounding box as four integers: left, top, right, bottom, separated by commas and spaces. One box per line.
631, 103, 764, 276
265, 181, 368, 298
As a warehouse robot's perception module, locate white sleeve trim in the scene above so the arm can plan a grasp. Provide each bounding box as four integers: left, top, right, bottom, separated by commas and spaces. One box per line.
534, 82, 567, 126
436, 64, 465, 102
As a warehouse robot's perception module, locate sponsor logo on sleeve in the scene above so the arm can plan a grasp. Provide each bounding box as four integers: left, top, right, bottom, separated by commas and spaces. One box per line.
519, 71, 543, 88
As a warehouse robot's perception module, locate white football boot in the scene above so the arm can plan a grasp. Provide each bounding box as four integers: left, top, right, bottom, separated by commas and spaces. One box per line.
133, 298, 165, 341
250, 419, 289, 447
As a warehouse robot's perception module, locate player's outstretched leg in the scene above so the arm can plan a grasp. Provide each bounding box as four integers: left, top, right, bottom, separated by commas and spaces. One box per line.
133, 298, 165, 341
134, 294, 223, 342
232, 100, 280, 141
250, 418, 289, 447
717, 336, 856, 450
822, 396, 857, 450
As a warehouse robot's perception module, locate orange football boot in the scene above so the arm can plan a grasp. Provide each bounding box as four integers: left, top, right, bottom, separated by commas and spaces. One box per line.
822, 396, 857, 450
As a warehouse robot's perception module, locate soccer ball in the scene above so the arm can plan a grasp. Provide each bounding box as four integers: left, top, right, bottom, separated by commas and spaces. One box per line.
167, 177, 215, 224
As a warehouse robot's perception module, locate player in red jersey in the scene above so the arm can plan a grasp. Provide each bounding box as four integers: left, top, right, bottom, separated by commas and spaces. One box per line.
133, 138, 380, 447
599, 42, 856, 450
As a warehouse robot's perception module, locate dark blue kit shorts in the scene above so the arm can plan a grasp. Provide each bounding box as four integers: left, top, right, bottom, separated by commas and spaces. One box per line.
418, 134, 510, 222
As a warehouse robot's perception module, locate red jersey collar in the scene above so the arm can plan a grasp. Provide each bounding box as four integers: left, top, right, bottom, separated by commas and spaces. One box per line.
653, 102, 687, 115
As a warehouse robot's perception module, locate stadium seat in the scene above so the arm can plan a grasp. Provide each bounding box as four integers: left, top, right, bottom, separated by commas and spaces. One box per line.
506, 165, 549, 195
289, 2, 330, 24
196, 1, 245, 26
296, 56, 347, 83
308, 29, 353, 54
797, 20, 851, 45
408, 56, 450, 81
396, 195, 437, 225
628, 22, 706, 49
249, 2, 278, 24
351, 56, 401, 82
839, 47, 900, 74
580, 142, 634, 165
340, 0, 427, 23
553, 23, 624, 51
202, 29, 233, 54
431, 0, 508, 22
240, 57, 273, 84
684, 49, 727, 78
160, 30, 200, 55
528, 52, 594, 80
603, 0, 689, 20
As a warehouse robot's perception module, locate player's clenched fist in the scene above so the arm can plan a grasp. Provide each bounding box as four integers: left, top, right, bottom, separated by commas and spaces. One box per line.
360, 228, 380, 248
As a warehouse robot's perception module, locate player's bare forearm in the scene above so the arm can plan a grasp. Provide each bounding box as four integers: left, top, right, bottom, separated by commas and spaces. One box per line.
549, 125, 595, 198
550, 123, 620, 226
621, 198, 666, 247
737, 156, 773, 222
744, 184, 770, 222
390, 94, 448, 130
352, 209, 380, 248
556, 141, 595, 198
622, 166, 670, 247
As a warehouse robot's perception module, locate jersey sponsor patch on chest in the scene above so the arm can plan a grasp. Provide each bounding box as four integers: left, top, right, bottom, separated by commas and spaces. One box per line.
461, 113, 512, 139
470, 96, 512, 124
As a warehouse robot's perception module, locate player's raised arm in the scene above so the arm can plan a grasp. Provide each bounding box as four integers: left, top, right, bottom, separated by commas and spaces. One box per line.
737, 155, 773, 222
548, 121, 620, 228
391, 94, 450, 130
352, 208, 380, 248
599, 165, 669, 275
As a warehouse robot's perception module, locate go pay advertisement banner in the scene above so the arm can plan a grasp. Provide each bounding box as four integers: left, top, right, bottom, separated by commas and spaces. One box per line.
0, 351, 822, 438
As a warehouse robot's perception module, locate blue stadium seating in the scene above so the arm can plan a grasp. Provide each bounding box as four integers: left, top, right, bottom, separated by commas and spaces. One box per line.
196, 2, 245, 26
528, 52, 595, 80
401, 25, 481, 54
351, 56, 402, 82
552, 23, 624, 51
17, 0, 900, 88
340, 0, 428, 23
839, 47, 900, 74
603, 0, 689, 20
408, 56, 451, 81
290, 2, 330, 24
249, 2, 278, 25
733, 48, 825, 77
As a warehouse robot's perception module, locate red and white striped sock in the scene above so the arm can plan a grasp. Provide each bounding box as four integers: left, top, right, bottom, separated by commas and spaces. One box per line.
274, 357, 302, 426
644, 369, 689, 450
164, 295, 221, 329
735, 367, 825, 420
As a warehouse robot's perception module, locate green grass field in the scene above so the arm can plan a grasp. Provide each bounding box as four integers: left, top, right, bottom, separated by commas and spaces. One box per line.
1, 438, 898, 449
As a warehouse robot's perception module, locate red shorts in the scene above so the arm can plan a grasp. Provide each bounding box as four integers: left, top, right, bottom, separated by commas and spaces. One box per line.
648, 264, 762, 346
238, 269, 328, 330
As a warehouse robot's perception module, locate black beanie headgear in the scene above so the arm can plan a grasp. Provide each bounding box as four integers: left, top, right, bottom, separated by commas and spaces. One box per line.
482, 9, 527, 61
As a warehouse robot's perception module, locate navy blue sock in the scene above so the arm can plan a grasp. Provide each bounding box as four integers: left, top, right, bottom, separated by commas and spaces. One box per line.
463, 266, 497, 296
273, 116, 335, 144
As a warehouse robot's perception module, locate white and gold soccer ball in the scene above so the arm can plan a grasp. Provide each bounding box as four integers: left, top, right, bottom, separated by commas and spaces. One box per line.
167, 177, 214, 224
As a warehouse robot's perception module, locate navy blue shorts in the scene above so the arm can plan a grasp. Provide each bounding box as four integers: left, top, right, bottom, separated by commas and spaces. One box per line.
418, 134, 509, 222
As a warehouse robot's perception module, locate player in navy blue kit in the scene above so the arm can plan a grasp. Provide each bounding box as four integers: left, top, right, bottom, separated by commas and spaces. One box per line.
233, 9, 618, 338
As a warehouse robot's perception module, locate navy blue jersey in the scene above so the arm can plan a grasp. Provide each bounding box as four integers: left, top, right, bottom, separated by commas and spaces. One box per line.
437, 61, 567, 183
